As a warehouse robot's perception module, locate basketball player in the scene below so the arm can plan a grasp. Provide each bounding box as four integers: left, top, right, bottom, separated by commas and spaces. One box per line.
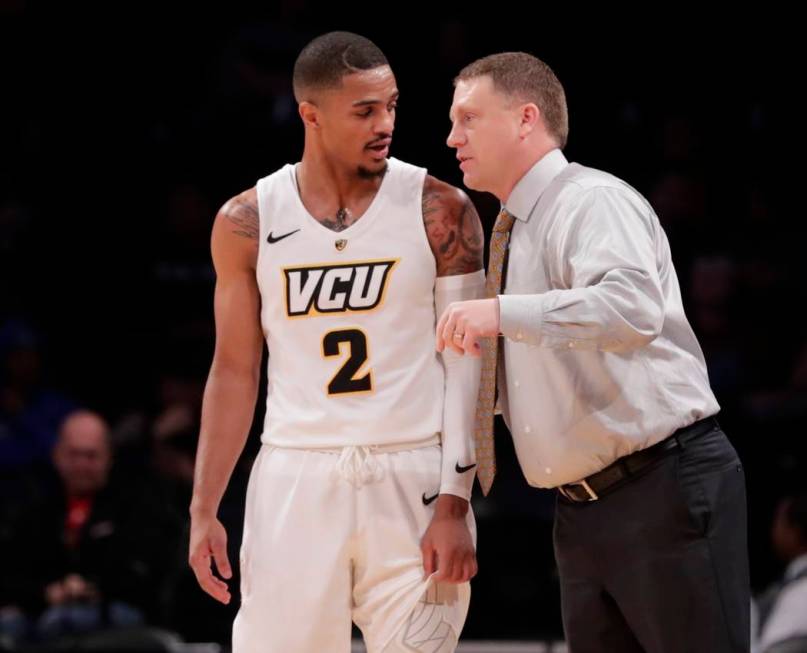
188, 32, 485, 652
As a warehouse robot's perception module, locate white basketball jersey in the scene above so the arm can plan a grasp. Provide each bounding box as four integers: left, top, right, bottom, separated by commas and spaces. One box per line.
255, 157, 443, 447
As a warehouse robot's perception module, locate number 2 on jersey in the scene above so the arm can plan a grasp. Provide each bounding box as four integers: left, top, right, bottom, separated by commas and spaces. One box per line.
323, 328, 373, 395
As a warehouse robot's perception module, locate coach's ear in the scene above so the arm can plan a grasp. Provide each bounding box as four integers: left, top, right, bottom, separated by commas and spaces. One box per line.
518, 102, 540, 140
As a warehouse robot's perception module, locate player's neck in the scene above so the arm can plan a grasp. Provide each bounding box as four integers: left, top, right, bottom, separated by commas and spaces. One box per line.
298, 149, 384, 208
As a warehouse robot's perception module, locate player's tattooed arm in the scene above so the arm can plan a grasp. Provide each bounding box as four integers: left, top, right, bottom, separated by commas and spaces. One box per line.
422, 175, 484, 277
212, 187, 260, 270
193, 187, 263, 605
220, 188, 259, 241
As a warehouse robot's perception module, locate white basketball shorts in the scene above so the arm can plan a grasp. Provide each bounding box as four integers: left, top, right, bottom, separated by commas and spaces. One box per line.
232, 438, 476, 653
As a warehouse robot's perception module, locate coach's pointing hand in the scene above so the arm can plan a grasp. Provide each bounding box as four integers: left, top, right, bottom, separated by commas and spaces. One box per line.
435, 298, 500, 356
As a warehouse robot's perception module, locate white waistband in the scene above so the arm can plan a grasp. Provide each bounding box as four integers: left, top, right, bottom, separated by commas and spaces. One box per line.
266, 433, 441, 454
265, 433, 441, 487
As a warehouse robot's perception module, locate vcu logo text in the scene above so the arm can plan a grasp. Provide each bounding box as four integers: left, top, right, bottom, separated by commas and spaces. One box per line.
283, 259, 398, 317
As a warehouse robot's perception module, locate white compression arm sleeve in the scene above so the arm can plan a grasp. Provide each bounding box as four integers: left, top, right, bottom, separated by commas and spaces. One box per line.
434, 269, 485, 500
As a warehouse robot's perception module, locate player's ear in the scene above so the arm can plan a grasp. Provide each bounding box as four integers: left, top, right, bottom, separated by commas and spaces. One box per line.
299, 101, 321, 129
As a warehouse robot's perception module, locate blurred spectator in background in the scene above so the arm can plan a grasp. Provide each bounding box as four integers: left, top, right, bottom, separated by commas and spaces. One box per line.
1, 409, 182, 644
755, 485, 807, 652
0, 320, 75, 472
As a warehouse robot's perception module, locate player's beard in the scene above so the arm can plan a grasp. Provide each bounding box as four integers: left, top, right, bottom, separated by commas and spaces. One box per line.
357, 160, 388, 180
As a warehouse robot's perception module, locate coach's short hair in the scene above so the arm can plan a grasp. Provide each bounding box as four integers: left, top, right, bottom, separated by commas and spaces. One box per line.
455, 52, 569, 149
293, 31, 389, 102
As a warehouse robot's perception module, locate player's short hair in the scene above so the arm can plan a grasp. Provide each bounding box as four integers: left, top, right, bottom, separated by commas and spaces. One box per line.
455, 52, 569, 149
293, 31, 389, 102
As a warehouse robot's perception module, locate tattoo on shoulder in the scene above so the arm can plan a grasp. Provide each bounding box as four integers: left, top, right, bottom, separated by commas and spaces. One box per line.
223, 192, 259, 241
422, 186, 442, 219
422, 177, 484, 276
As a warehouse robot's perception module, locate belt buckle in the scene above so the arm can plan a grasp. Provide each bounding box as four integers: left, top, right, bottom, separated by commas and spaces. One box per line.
559, 478, 599, 502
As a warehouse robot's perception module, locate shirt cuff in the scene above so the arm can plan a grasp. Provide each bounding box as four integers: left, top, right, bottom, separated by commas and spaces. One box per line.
498, 294, 543, 345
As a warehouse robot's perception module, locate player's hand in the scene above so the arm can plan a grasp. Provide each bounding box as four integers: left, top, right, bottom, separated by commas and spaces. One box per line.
420, 495, 477, 583
435, 298, 499, 356
189, 512, 232, 604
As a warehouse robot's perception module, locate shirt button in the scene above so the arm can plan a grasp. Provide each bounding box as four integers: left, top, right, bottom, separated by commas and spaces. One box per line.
545, 467, 552, 475
524, 425, 531, 434
514, 380, 520, 388
516, 332, 523, 341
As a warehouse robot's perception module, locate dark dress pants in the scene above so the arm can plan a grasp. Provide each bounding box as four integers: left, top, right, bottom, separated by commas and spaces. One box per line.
553, 423, 750, 653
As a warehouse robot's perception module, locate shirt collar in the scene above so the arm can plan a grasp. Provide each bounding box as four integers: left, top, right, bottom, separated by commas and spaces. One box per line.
503, 148, 569, 222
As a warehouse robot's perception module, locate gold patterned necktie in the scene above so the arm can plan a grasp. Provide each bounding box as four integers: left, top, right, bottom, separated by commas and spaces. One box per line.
474, 208, 516, 496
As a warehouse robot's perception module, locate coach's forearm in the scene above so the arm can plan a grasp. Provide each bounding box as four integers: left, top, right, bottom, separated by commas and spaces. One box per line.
190, 364, 259, 517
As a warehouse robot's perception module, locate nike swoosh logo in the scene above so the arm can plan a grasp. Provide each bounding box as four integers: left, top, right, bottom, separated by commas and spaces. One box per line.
422, 492, 438, 506
455, 462, 477, 474
266, 229, 300, 244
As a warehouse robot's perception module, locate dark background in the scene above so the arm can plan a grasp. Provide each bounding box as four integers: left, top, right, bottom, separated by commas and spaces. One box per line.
1, 2, 803, 647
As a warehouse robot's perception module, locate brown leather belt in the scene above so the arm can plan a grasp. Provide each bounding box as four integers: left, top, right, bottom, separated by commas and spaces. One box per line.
557, 416, 720, 503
